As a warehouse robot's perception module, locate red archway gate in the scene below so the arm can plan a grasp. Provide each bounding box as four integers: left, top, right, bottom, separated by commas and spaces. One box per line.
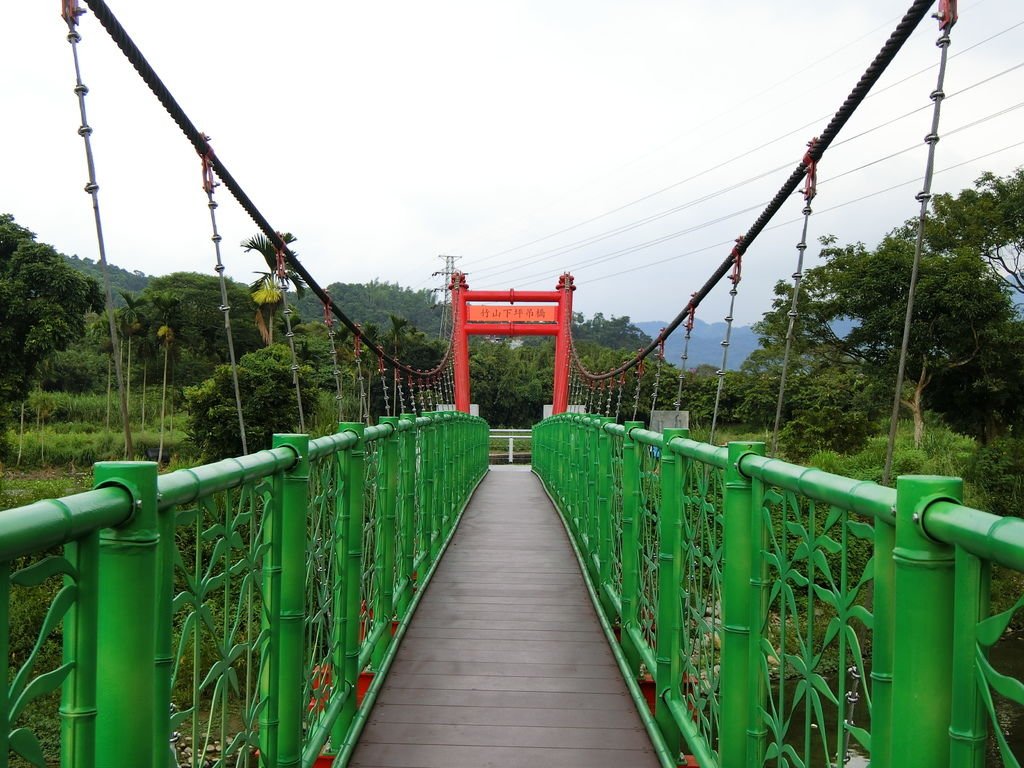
450, 271, 575, 415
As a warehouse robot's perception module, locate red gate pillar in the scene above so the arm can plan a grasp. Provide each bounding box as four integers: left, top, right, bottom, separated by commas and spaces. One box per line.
551, 273, 575, 414
451, 272, 472, 413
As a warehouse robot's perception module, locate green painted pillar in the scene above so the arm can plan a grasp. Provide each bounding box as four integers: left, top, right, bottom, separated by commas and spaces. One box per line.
719, 441, 764, 768
396, 414, 417, 619
94, 461, 160, 768
655, 428, 687, 754
871, 507, 896, 768
747, 468, 769, 767
620, 420, 643, 675
273, 434, 310, 768
424, 414, 441, 561
61, 530, 100, 768
373, 418, 400, 668
586, 418, 600, 580
260, 447, 284, 766
890, 475, 958, 768
338, 422, 365, 738
948, 546, 989, 768
331, 429, 351, 753
154, 470, 177, 768
595, 418, 615, 618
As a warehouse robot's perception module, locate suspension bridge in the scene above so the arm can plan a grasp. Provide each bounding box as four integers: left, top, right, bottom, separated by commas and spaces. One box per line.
3, 0, 1024, 766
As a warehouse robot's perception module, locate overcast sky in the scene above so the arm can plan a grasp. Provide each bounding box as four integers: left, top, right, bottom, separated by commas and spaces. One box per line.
2, 0, 1022, 329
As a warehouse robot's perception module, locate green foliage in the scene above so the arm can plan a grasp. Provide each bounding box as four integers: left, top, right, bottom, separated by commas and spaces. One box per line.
572, 312, 650, 351
185, 345, 314, 461
0, 214, 103, 456
142, 273, 263, 385
61, 252, 149, 297
965, 433, 1024, 518
295, 279, 443, 337
469, 340, 552, 427
928, 168, 1024, 296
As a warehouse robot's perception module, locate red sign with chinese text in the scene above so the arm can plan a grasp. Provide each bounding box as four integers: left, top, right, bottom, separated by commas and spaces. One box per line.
465, 305, 557, 323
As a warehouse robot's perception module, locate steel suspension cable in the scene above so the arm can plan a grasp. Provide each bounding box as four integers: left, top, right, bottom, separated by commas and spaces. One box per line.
883, 1, 958, 487
770, 140, 819, 456
570, 0, 944, 384
77, 0, 450, 380
709, 246, 744, 445
324, 297, 345, 422
201, 142, 248, 454
673, 303, 696, 412
62, 0, 133, 458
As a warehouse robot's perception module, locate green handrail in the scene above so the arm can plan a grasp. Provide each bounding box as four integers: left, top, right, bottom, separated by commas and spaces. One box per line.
534, 412, 1024, 768
1, 410, 489, 768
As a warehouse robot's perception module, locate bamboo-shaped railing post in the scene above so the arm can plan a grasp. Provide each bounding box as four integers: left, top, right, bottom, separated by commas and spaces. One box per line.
396, 414, 417, 619
273, 433, 310, 768
595, 417, 615, 618
948, 546, 989, 768
620, 420, 644, 675
655, 428, 687, 754
890, 475, 958, 768
373, 418, 400, 669
719, 441, 764, 767
61, 527, 101, 768
94, 460, 160, 768
337, 422, 366, 739
330, 427, 352, 753
747, 457, 769, 766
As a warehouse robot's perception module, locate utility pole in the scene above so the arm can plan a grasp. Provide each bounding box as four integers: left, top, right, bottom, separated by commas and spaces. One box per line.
432, 254, 462, 339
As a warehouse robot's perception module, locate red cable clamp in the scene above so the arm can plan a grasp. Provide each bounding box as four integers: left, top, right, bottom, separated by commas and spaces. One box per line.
636, 356, 646, 378
274, 232, 288, 280
936, 0, 957, 31
685, 300, 697, 333
62, 0, 84, 26
323, 294, 333, 327
730, 236, 745, 285
353, 330, 362, 359
199, 135, 217, 194
378, 356, 386, 376
657, 332, 666, 362
802, 137, 819, 202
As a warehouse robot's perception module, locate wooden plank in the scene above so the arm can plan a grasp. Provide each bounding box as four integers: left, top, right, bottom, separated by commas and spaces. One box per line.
350, 743, 655, 768
348, 471, 659, 768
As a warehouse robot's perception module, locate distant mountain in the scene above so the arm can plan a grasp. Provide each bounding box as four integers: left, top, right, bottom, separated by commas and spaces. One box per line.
635, 319, 760, 368
62, 254, 151, 304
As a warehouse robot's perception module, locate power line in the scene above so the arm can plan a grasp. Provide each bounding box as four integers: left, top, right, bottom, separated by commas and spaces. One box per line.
465, 16, 1023, 273
581, 138, 1024, 286
470, 54, 1024, 286
476, 86, 1024, 291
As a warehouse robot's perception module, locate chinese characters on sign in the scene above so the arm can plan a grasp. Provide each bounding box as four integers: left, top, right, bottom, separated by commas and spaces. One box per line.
465, 305, 558, 323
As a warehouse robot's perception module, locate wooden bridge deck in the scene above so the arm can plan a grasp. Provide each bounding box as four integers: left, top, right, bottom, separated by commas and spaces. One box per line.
349, 466, 660, 768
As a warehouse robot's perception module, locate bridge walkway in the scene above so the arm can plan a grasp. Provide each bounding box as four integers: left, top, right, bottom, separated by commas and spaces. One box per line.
349, 466, 659, 767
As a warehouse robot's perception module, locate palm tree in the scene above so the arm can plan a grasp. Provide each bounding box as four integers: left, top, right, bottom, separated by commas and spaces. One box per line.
150, 291, 180, 463
243, 233, 306, 345
116, 290, 147, 431
385, 314, 411, 411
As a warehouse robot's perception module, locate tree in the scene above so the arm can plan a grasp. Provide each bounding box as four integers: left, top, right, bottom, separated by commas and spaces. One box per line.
185, 346, 313, 460
572, 312, 651, 351
116, 290, 147, 428
150, 291, 180, 462
928, 168, 1024, 296
0, 214, 103, 455
141, 273, 262, 384
757, 231, 1021, 446
243, 233, 306, 345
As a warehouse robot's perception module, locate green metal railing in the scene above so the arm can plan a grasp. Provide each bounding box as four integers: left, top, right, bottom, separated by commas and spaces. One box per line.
534, 412, 1024, 768
1, 411, 488, 768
